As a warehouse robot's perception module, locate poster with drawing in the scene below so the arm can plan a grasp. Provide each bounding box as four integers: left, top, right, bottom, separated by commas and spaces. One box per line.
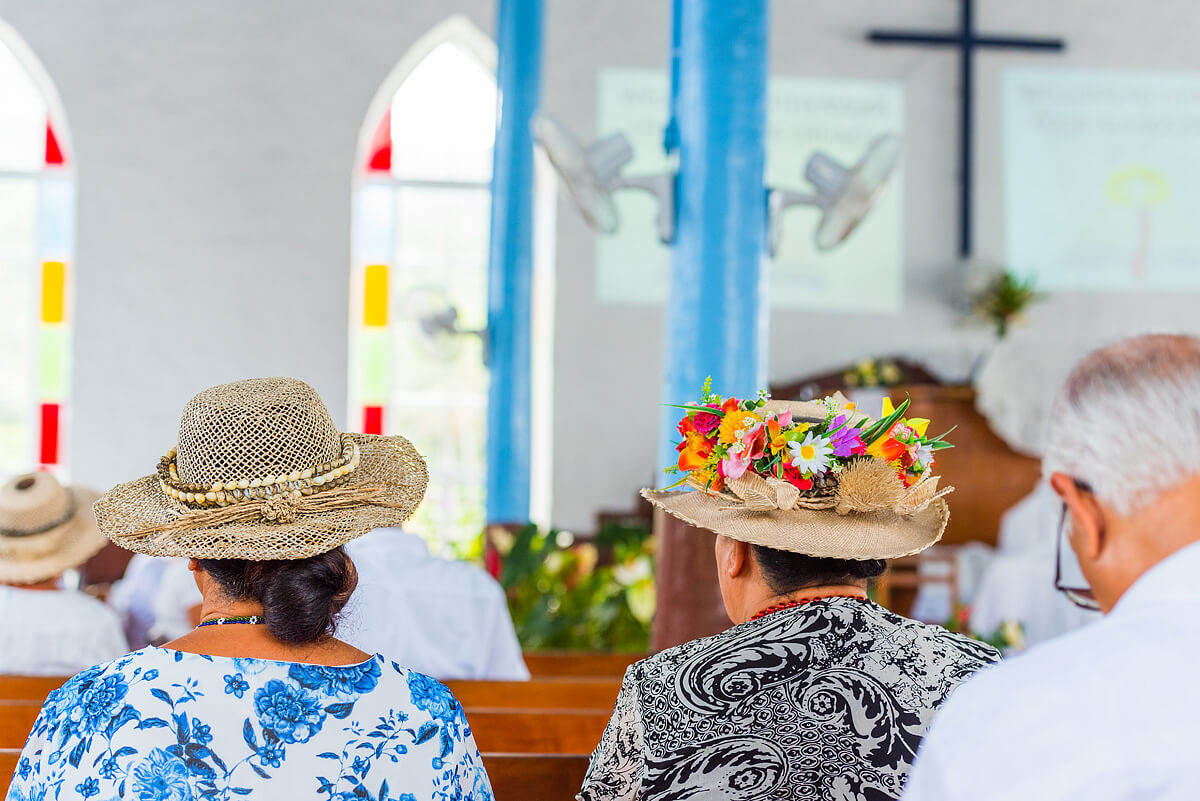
1005, 67, 1200, 291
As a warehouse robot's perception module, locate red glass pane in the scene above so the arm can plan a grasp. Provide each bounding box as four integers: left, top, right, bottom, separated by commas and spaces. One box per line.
45, 120, 65, 166
39, 403, 60, 464
363, 405, 383, 435
365, 109, 391, 172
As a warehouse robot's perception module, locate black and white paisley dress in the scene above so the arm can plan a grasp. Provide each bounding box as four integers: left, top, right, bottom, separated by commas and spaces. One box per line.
578, 598, 1000, 801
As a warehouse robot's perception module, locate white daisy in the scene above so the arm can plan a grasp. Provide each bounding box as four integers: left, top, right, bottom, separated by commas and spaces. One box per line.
788, 431, 834, 477
913, 442, 935, 471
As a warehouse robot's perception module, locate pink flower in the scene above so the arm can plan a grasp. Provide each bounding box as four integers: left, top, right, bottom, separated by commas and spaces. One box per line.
692, 412, 721, 435
720, 422, 766, 481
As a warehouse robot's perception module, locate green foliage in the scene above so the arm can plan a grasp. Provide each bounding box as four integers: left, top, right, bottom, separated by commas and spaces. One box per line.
975, 270, 1038, 339
494, 523, 654, 653
943, 603, 1025, 653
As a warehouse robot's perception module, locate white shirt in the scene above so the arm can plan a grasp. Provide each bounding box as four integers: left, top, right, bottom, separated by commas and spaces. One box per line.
107, 553, 178, 648
0, 585, 129, 675
340, 527, 529, 680
903, 540, 1200, 801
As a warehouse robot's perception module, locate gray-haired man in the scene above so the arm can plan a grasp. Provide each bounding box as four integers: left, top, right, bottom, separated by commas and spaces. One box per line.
904, 333, 1200, 801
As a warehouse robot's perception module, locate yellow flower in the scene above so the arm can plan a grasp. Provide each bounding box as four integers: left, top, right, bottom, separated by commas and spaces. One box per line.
718, 410, 761, 445
880, 397, 929, 437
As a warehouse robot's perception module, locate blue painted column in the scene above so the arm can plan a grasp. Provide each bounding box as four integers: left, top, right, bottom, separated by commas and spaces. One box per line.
486, 0, 542, 524
657, 0, 770, 481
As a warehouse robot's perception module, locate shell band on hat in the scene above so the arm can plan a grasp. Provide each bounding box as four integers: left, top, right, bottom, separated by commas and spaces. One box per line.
157, 434, 361, 509
93, 377, 430, 561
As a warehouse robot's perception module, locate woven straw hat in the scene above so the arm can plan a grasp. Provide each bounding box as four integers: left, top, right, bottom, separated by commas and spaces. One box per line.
643, 397, 951, 561
0, 472, 107, 584
94, 377, 428, 560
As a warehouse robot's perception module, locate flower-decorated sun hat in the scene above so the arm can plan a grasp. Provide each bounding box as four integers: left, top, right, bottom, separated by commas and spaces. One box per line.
93, 377, 428, 560
0, 472, 107, 584
643, 380, 956, 560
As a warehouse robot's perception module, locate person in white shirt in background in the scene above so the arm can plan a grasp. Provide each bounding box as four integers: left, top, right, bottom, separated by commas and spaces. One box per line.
339, 526, 529, 680
0, 471, 128, 674
108, 553, 197, 648
118, 525, 528, 680
903, 334, 1200, 801
967, 481, 1097, 647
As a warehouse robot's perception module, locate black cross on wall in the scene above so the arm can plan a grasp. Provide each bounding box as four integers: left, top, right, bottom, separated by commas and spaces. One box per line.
869, 0, 1064, 257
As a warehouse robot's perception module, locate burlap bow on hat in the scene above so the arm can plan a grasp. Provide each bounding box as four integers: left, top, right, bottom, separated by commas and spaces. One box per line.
93, 377, 428, 560
0, 472, 107, 584
643, 395, 953, 561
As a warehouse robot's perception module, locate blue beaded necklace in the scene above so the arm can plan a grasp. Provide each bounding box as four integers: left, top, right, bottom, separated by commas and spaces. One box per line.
196, 615, 264, 628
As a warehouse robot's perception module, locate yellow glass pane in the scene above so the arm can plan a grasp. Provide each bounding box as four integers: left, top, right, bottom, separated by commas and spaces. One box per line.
41, 261, 65, 323
363, 264, 388, 327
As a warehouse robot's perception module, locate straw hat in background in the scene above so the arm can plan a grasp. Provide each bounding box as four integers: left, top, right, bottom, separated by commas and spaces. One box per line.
0, 472, 107, 584
94, 377, 428, 560
644, 392, 954, 561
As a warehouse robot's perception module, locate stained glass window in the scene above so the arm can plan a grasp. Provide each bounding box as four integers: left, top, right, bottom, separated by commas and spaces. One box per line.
0, 31, 73, 477
351, 26, 521, 549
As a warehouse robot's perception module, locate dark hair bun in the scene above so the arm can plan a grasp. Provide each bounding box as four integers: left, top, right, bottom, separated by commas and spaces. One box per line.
198, 548, 358, 644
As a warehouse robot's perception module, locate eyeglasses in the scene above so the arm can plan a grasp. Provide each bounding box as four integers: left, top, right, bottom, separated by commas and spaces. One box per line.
1054, 478, 1101, 611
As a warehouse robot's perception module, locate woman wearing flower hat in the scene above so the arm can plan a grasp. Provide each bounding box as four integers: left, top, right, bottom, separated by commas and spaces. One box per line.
578, 386, 1001, 801
0, 472, 128, 674
7, 378, 492, 801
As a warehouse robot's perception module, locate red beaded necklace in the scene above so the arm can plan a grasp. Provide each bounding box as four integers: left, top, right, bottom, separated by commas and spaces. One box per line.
749, 593, 870, 621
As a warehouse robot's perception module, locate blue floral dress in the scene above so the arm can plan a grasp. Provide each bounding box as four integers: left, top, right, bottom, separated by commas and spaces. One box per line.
6, 648, 493, 801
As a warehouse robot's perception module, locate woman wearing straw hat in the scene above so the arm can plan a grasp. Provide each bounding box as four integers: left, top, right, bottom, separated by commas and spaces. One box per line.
7, 378, 492, 801
0, 472, 128, 674
578, 387, 1001, 801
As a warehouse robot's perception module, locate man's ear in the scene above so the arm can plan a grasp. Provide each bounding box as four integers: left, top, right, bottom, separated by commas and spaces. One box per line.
1049, 472, 1106, 561
187, 558, 199, 572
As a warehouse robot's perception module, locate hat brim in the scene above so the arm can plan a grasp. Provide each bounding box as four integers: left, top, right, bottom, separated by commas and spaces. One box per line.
93, 433, 428, 560
0, 487, 109, 584
642, 488, 948, 560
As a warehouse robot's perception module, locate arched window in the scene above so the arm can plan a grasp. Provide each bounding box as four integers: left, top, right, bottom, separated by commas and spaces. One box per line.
0, 21, 73, 477
349, 17, 556, 547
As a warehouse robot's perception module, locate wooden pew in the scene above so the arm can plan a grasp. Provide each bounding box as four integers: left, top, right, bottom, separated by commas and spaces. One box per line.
0, 676, 66, 702
0, 705, 39, 749
444, 679, 619, 711
467, 708, 608, 754
522, 652, 640, 678
0, 677, 621, 714
0, 749, 16, 788
483, 753, 590, 801
0, 701, 607, 755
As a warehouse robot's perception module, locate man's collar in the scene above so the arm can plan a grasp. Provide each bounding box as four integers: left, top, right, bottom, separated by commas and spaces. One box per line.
1112, 540, 1200, 614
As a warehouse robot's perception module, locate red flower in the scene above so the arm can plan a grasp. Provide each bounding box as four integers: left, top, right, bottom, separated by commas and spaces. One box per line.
782, 466, 814, 491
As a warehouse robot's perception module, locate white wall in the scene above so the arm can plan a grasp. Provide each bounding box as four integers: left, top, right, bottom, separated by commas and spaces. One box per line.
1, 0, 1198, 531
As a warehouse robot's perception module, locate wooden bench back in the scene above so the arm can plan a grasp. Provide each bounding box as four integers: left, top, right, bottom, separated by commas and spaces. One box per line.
522, 652, 640, 678
0, 676, 66, 702
0, 676, 621, 712
0, 701, 608, 754
444, 679, 619, 710
0, 705, 39, 749
483, 752, 590, 800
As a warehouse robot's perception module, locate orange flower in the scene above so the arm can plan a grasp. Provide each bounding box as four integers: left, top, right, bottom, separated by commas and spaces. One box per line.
677, 437, 712, 471
767, 419, 787, 454
718, 410, 761, 445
